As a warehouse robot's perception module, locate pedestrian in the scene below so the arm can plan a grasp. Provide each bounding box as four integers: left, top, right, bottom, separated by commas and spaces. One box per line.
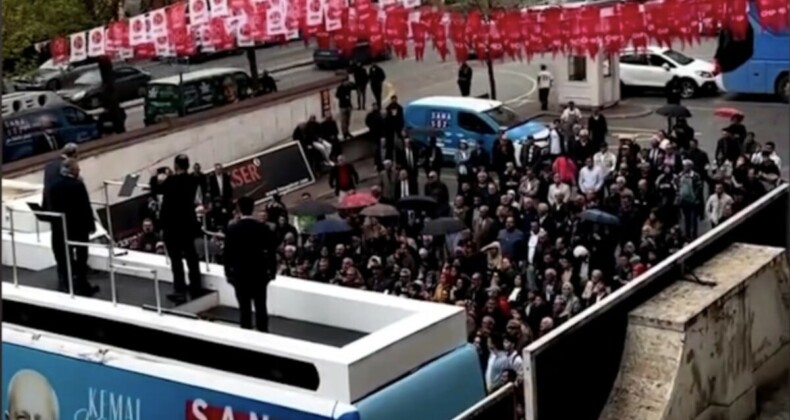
351, 61, 369, 110
335, 78, 355, 140
365, 102, 385, 144
705, 182, 733, 228
422, 137, 444, 177
223, 196, 278, 332
385, 95, 405, 142
379, 160, 398, 203
665, 76, 683, 105
48, 158, 98, 296
329, 155, 359, 197
458, 61, 473, 97
368, 63, 387, 108
160, 154, 203, 303
587, 108, 608, 149
537, 64, 554, 111
259, 70, 278, 94
42, 143, 78, 212
319, 114, 341, 159
675, 159, 704, 239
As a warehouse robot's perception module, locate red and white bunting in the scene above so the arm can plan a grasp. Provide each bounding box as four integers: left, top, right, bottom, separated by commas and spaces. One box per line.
88, 27, 106, 57
211, 0, 230, 18
128, 14, 147, 46
69, 32, 88, 62
266, 0, 287, 36
305, 0, 323, 27
150, 8, 169, 37
154, 34, 175, 56
190, 0, 210, 25
50, 37, 70, 64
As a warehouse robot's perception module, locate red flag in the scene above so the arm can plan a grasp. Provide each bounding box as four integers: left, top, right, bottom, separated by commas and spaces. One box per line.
411, 20, 426, 61
600, 6, 623, 55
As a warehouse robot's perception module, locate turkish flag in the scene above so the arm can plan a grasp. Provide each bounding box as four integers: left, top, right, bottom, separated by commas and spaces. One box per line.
756, 0, 789, 32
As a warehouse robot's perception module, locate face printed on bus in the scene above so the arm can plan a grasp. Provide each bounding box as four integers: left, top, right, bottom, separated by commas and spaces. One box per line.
5, 370, 60, 420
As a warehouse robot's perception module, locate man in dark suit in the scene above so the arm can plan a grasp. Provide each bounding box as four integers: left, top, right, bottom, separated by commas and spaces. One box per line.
365, 103, 385, 145
421, 137, 444, 177
42, 143, 78, 211
384, 96, 405, 142
396, 136, 420, 185
160, 154, 203, 303
192, 162, 209, 203
48, 158, 98, 295
368, 64, 387, 108
394, 169, 417, 200
209, 163, 233, 213
224, 196, 278, 331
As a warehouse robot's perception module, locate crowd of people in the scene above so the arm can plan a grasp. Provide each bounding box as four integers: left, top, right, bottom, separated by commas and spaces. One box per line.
43, 72, 781, 416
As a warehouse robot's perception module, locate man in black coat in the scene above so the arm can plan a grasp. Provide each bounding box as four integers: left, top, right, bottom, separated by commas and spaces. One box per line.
396, 136, 420, 186
42, 143, 78, 211
587, 108, 608, 149
384, 96, 405, 141
365, 103, 385, 143
351, 61, 369, 110
336, 78, 355, 140
457, 62, 473, 97
224, 196, 278, 332
160, 154, 203, 303
209, 163, 234, 213
368, 64, 387, 108
422, 137, 444, 177
48, 158, 98, 295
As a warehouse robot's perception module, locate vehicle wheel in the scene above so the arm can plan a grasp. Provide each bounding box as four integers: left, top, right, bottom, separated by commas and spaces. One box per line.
679, 78, 698, 99
619, 82, 629, 97
89, 96, 101, 109
775, 73, 789, 103
46, 79, 61, 91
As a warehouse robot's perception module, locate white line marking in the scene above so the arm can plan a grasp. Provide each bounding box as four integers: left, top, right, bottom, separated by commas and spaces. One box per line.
496, 68, 537, 105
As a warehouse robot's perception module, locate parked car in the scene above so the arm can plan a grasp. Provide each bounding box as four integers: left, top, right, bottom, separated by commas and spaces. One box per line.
12, 59, 98, 92
143, 67, 254, 126
2, 91, 66, 117
619, 46, 718, 98
58, 66, 152, 109
313, 41, 392, 70
404, 96, 550, 165
2, 104, 105, 164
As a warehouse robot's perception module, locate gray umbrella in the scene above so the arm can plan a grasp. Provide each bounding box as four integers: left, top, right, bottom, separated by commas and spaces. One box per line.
422, 217, 468, 236
360, 203, 400, 218
291, 200, 336, 217
581, 209, 620, 225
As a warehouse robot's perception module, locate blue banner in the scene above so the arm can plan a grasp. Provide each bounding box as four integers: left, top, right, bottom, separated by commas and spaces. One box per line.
2, 343, 359, 420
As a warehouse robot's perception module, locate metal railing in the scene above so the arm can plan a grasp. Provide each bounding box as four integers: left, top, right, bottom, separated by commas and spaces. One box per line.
453, 383, 518, 420
112, 264, 162, 314
5, 206, 118, 303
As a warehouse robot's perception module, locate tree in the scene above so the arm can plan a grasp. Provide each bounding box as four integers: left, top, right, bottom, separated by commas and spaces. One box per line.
444, 0, 543, 99
2, 0, 115, 74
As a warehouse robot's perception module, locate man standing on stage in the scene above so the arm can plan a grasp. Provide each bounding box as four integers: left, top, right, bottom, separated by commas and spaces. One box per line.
224, 196, 278, 331
160, 154, 203, 303
49, 159, 97, 295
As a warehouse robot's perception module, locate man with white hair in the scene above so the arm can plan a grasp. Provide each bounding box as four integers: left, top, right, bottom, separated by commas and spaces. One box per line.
6, 369, 59, 420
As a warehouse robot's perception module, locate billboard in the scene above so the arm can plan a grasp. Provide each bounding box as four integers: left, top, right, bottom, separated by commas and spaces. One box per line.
2, 342, 355, 420
98, 142, 314, 242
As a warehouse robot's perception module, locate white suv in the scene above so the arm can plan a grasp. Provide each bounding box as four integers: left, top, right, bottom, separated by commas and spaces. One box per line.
619, 46, 718, 98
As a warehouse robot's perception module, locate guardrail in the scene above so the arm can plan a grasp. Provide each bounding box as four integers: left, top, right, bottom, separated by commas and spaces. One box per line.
523, 183, 789, 420
453, 383, 518, 420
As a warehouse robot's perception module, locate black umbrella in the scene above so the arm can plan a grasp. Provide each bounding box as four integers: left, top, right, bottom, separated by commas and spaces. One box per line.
291, 200, 336, 217
397, 195, 438, 212
422, 217, 468, 236
581, 209, 620, 226
655, 104, 692, 118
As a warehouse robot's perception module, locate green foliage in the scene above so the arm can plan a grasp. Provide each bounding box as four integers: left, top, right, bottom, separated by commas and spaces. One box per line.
2, 0, 116, 74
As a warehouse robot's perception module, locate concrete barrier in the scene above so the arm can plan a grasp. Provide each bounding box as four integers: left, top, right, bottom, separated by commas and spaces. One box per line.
6, 76, 344, 201
600, 243, 789, 420
523, 184, 789, 420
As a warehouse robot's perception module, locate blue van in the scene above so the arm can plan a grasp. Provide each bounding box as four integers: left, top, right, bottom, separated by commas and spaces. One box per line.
404, 96, 550, 163
2, 104, 102, 164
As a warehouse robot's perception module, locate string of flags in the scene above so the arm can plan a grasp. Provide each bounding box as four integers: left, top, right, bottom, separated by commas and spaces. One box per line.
49, 0, 788, 65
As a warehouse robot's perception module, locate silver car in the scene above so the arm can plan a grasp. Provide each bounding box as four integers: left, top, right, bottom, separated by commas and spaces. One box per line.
12, 59, 98, 91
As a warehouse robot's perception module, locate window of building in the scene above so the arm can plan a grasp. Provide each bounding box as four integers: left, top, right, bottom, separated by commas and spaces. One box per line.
568, 56, 587, 82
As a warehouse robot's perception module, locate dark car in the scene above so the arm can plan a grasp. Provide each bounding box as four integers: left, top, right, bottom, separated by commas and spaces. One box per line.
12, 59, 98, 92
57, 66, 151, 110
313, 41, 392, 70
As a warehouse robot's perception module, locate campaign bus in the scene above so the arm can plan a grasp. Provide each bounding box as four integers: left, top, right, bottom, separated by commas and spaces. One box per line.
714, 2, 789, 102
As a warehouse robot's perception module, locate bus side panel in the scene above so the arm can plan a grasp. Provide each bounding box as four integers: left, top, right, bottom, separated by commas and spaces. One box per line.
354, 344, 486, 420
2, 342, 336, 420
721, 15, 789, 95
